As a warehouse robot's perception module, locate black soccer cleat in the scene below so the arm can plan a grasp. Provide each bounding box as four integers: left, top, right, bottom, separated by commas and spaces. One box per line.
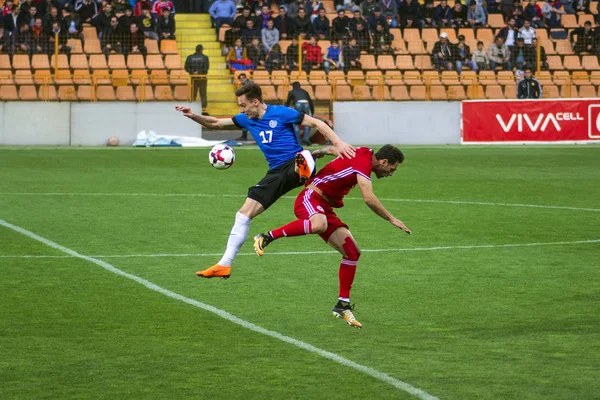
332, 301, 363, 328
253, 232, 274, 256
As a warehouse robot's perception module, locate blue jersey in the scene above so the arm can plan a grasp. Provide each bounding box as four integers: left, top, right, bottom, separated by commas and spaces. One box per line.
232, 105, 304, 169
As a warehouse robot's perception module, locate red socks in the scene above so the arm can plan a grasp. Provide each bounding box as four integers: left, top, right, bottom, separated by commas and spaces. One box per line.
270, 219, 312, 240
338, 259, 357, 302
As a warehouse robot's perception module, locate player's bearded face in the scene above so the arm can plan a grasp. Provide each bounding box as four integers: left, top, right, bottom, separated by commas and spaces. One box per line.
374, 160, 399, 179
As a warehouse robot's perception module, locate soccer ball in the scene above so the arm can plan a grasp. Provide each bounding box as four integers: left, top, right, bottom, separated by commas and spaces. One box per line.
209, 144, 235, 169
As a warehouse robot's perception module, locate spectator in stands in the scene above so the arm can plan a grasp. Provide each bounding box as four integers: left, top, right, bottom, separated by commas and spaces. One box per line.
302, 35, 322, 72
400, 0, 422, 28
307, 0, 323, 22
266, 42, 285, 72
124, 22, 146, 57
367, 7, 387, 33
420, 0, 435, 28
285, 81, 314, 145
312, 7, 329, 39
139, 6, 158, 40
241, 18, 260, 45
452, 0, 468, 28
118, 7, 136, 34
343, 36, 361, 71
274, 5, 292, 39
518, 19, 535, 44
348, 9, 367, 31
371, 22, 392, 55
574, 0, 589, 14
542, 0, 564, 29
511, 37, 531, 71
0, 27, 9, 54
30, 17, 45, 54
455, 34, 477, 73
331, 8, 349, 40
134, 0, 152, 17
488, 36, 511, 69
323, 39, 343, 74
286, 35, 299, 70
23, 4, 36, 28
523, 0, 544, 28
258, 4, 273, 29
209, 0, 236, 39
75, 0, 97, 25
95, 3, 113, 39
380, 0, 398, 27
496, 17, 518, 50
570, 21, 594, 54
261, 17, 278, 52
1, 0, 14, 17
293, 7, 313, 38
517, 67, 542, 98
434, 0, 452, 27
43, 6, 60, 36
247, 36, 266, 67
530, 37, 548, 70
472, 40, 489, 70
501, 0, 514, 20
360, 0, 376, 17
226, 37, 247, 67
467, 0, 486, 31
185, 44, 209, 109
432, 32, 454, 71
511, 0, 524, 27
336, 0, 360, 12
286, 0, 300, 19
14, 23, 30, 54
351, 20, 370, 51
37, 0, 52, 19
157, 7, 175, 41
561, 0, 575, 14
103, 15, 121, 56
152, 0, 174, 17
61, 9, 83, 40
234, 7, 253, 31
114, 0, 129, 13
48, 21, 70, 56
4, 5, 19, 34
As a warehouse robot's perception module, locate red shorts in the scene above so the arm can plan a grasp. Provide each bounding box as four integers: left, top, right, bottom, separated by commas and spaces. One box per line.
294, 188, 348, 242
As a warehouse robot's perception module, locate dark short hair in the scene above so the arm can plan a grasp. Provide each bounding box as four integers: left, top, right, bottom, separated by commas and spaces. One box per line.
239, 73, 247, 78
477, 40, 483, 45
373, 6, 381, 11
235, 82, 263, 102
292, 81, 300, 88
584, 21, 592, 26
196, 44, 203, 52
375, 145, 404, 165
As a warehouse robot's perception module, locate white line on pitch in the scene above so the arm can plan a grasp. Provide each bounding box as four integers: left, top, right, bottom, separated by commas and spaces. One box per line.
1, 192, 599, 212
2, 239, 599, 259
0, 218, 438, 400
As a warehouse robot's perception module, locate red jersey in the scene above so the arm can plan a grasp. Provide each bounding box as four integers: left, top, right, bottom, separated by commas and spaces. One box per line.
308, 147, 373, 208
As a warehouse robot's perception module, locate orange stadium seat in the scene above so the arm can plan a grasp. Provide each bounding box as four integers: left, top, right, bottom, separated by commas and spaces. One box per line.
131, 69, 149, 85
571, 71, 590, 85
590, 1, 598, 14
14, 70, 34, 85
365, 70, 383, 86
317, 40, 330, 55
407, 40, 426, 54
560, 85, 577, 98
335, 85, 353, 100
391, 34, 406, 53
151, 69, 169, 85
97, 86, 116, 100
561, 14, 578, 29
578, 85, 597, 97
441, 71, 460, 85
390, 85, 409, 100
169, 70, 188, 85
555, 41, 574, 55
92, 70, 111, 85
155, 85, 174, 100
146, 55, 165, 70
440, 28, 457, 42
174, 85, 190, 101
279, 40, 291, 53
261, 85, 278, 101
108, 54, 127, 70
466, 85, 484, 99
145, 39, 160, 54
486, 85, 504, 99
38, 85, 57, 101
271, 71, 289, 85
396, 55, 414, 70
314, 85, 331, 100
422, 70, 441, 85
116, 86, 135, 101
50, 54, 69, 70
535, 71, 553, 86
384, 70, 403, 85
553, 70, 570, 84
70, 54, 89, 69
460, 70, 477, 85
34, 69, 52, 85
476, 28, 494, 45
31, 54, 50, 70
67, 38, 83, 53
359, 55, 377, 70
590, 71, 600, 85
0, 70, 13, 84
458, 28, 475, 42
410, 85, 427, 100
84, 39, 102, 54
543, 84, 560, 98
430, 85, 447, 100
421, 28, 438, 44
111, 69, 130, 85
403, 29, 420, 42
13, 54, 31, 69
58, 85, 78, 101
160, 40, 178, 54
165, 55, 182, 70
73, 69, 91, 85
0, 54, 10, 69
541, 39, 556, 54
347, 71, 364, 84
309, 70, 327, 86
127, 54, 146, 69
371, 85, 391, 100
89, 54, 108, 69
404, 70, 422, 85
82, 26, 97, 40
328, 70, 346, 85
352, 85, 372, 100
548, 55, 565, 70
497, 71, 515, 85
582, 56, 600, 70
564, 55, 583, 70
414, 55, 433, 70
0, 85, 18, 100
377, 55, 396, 70
19, 85, 38, 100
504, 85, 517, 99
446, 85, 466, 100
488, 14, 504, 28
136, 85, 155, 101
77, 85, 93, 101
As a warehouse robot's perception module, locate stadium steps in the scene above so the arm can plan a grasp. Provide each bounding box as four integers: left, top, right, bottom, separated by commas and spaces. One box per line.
176, 14, 237, 116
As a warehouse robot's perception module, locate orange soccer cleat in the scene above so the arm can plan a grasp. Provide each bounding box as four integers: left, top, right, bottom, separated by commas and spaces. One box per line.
295, 152, 312, 184
196, 264, 231, 279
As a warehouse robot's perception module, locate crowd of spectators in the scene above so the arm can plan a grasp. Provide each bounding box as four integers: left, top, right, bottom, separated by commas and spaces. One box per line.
0, 0, 177, 58
214, 0, 600, 76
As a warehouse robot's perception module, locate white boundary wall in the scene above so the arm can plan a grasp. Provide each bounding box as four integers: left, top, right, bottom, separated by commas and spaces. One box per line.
333, 101, 461, 145
0, 101, 201, 146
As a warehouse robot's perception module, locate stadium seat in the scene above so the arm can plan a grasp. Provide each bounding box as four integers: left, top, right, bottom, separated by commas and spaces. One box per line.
478, 70, 497, 85
441, 71, 460, 85
130, 69, 150, 85
564, 55, 583, 70
51, 69, 71, 85
150, 69, 169, 85
0, 54, 10, 69
0, 70, 13, 84
535, 71, 553, 86
252, 70, 271, 85
92, 70, 112, 85
396, 55, 414, 70
466, 85, 484, 99
135, 85, 154, 101
543, 84, 560, 98
414, 55, 434, 70
553, 70, 570, 85
476, 28, 494, 44
262, 85, 278, 101
317, 40, 330, 55
279, 40, 291, 53
590, 1, 598, 14
50, 54, 69, 70
347, 70, 365, 84
403, 29, 420, 42
460, 70, 477, 85
97, 85, 116, 100
497, 71, 516, 85
111, 69, 130, 85
328, 70, 346, 85
335, 85, 353, 100
67, 38, 83, 53
84, 39, 102, 54
429, 85, 447, 100
578, 15, 595, 27
165, 55, 182, 70
486, 85, 504, 99
271, 71, 289, 85
536, 29, 548, 41
391, 34, 406, 53
19, 85, 38, 100
352, 85, 372, 100
146, 55, 165, 70
77, 85, 93, 101
153, 85, 173, 100
458, 28, 475, 42
314, 85, 331, 100
377, 55, 396, 70
31, 55, 50, 70
38, 85, 57, 101
424, 40, 436, 54
488, 14, 504, 28
160, 40, 178, 54
541, 39, 556, 54
0, 85, 18, 100
169, 70, 188, 85
365, 70, 383, 86
70, 54, 89, 70
360, 55, 377, 70
440, 28, 457, 42
410, 85, 427, 100
58, 85, 78, 101
90, 55, 108, 70
421, 28, 438, 44
582, 56, 600, 70
422, 70, 441, 85
174, 85, 189, 101
555, 41, 574, 55
384, 70, 403, 85
14, 70, 34, 85
404, 71, 422, 85
578, 85, 596, 97
371, 85, 391, 100
407, 40, 426, 54
13, 55, 31, 70
145, 39, 160, 54
503, 85, 517, 99
73, 69, 91, 85
560, 85, 577, 98
561, 14, 578, 29
571, 71, 590, 85
34, 69, 52, 85
590, 71, 600, 85
390, 85, 409, 100
446, 85, 466, 100
82, 26, 97, 40
108, 54, 127, 70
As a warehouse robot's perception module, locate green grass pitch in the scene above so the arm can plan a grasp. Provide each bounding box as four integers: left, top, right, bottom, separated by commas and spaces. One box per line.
1, 145, 599, 399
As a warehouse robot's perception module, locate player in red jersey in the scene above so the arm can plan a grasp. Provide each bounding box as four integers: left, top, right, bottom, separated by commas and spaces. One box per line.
253, 145, 411, 328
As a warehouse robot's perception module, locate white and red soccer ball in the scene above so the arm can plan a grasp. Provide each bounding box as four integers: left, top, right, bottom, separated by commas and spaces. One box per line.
209, 144, 235, 169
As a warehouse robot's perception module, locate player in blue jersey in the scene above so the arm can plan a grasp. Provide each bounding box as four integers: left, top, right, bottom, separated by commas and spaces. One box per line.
175, 83, 355, 279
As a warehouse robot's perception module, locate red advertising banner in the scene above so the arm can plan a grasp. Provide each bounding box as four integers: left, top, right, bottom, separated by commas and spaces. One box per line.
462, 99, 600, 143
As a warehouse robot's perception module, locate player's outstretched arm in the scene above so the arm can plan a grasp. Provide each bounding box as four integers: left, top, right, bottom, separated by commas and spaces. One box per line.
301, 114, 356, 159
175, 106, 235, 129
311, 146, 338, 158
357, 175, 412, 234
